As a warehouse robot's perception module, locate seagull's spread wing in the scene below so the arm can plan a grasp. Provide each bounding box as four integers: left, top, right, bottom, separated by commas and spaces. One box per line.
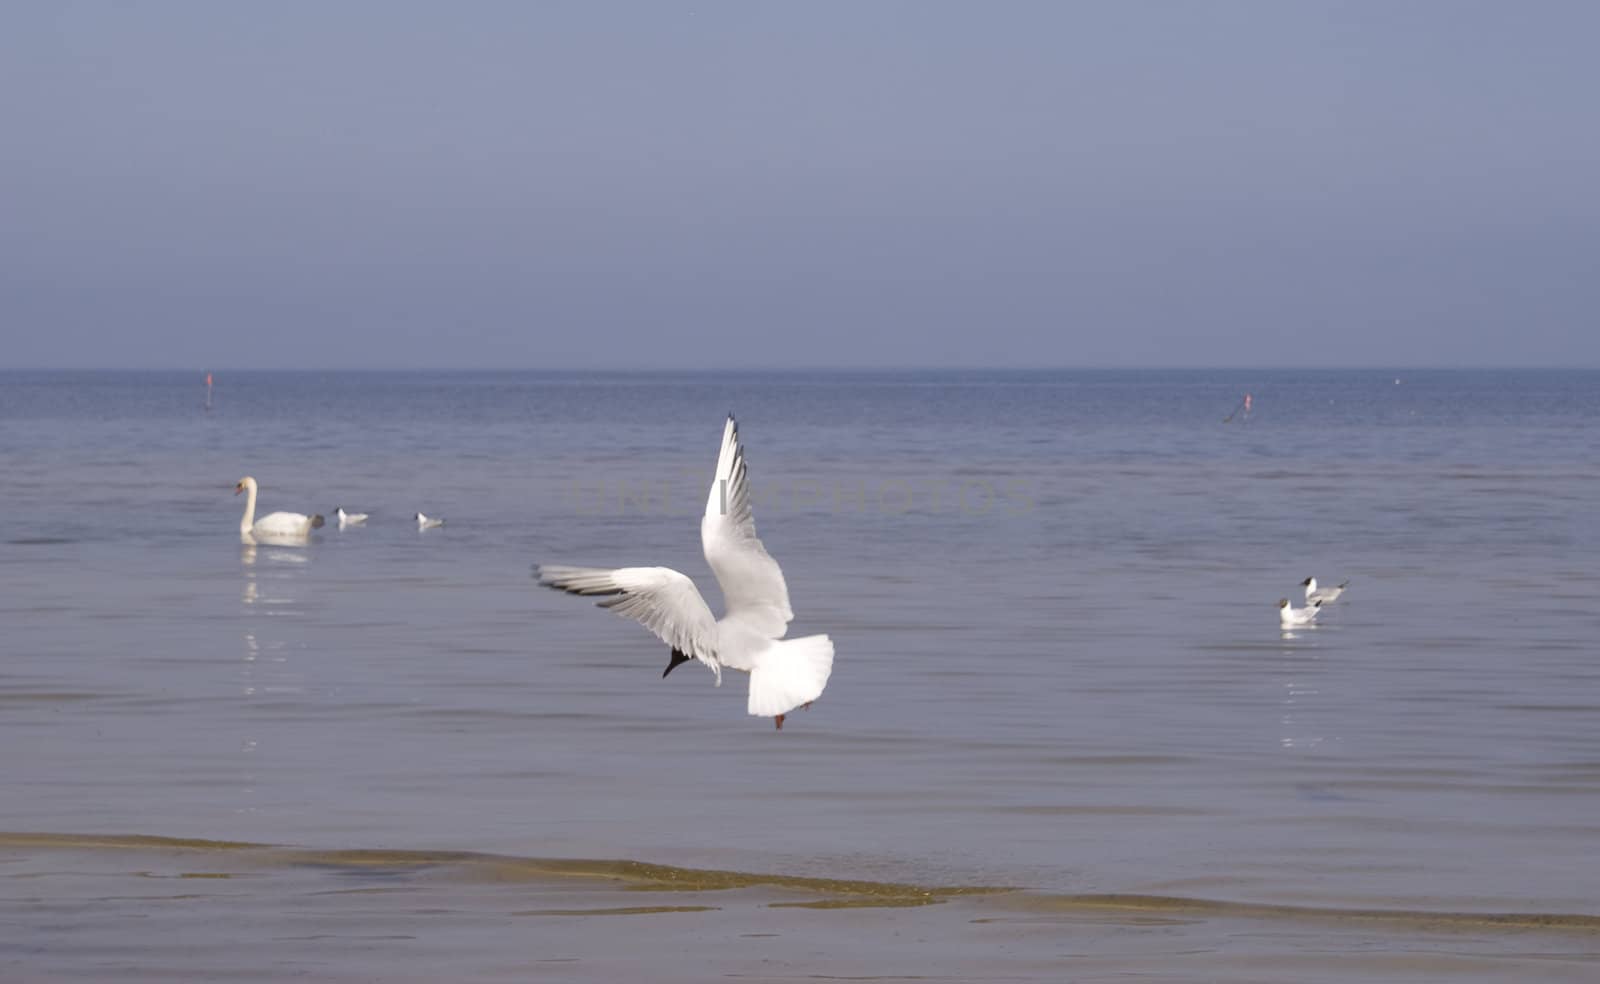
536, 565, 722, 683
700, 416, 793, 639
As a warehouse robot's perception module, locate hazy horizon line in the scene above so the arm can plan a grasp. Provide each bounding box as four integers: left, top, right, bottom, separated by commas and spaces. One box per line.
6, 364, 1598, 374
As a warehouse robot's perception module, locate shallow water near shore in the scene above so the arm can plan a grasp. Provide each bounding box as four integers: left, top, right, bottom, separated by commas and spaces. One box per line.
3, 369, 1599, 979
5, 833, 1599, 983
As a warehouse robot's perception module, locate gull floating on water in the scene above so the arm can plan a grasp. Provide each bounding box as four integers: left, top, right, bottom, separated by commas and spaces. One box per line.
1302, 577, 1349, 605
415, 512, 445, 530
335, 507, 368, 528
537, 415, 835, 730
1279, 598, 1322, 628
234, 476, 323, 540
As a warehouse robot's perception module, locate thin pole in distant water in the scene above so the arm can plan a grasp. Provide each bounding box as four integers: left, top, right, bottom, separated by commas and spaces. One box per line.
1223, 392, 1252, 423
204, 371, 214, 412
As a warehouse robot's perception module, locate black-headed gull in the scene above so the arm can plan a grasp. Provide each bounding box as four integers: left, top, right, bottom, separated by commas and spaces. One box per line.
334, 507, 368, 528
1279, 598, 1322, 628
234, 477, 323, 539
1302, 577, 1349, 605
537, 415, 835, 730
415, 512, 445, 530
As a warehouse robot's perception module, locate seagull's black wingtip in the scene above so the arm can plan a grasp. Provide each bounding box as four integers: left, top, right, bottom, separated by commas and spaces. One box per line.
663, 648, 693, 678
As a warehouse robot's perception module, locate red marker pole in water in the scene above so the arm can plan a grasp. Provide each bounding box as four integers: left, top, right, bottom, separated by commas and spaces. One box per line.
1224, 392, 1252, 423
204, 372, 214, 411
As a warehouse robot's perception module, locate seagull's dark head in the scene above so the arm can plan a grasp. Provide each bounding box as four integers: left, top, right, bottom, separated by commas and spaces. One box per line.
1301, 577, 1314, 587
1278, 598, 1290, 609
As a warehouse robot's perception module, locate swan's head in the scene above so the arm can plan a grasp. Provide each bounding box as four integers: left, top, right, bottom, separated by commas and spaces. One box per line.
234, 476, 257, 496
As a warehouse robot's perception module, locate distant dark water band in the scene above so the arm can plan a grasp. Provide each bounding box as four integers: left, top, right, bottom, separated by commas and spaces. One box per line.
6, 831, 1598, 932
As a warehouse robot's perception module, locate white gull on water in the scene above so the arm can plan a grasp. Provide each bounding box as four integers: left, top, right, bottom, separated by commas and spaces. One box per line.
1278, 597, 1322, 628
1303, 576, 1349, 605
537, 415, 835, 730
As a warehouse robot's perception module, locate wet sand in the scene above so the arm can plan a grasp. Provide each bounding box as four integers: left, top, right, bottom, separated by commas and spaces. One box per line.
4, 833, 1597, 982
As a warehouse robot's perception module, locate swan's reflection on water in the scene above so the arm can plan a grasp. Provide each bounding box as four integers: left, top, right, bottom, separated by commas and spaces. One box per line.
237, 533, 314, 816
240, 536, 311, 604
238, 630, 302, 697
239, 533, 312, 675
237, 632, 263, 814
240, 530, 313, 556
240, 560, 306, 605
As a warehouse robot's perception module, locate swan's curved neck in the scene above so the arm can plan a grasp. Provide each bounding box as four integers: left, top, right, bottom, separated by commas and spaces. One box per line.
240, 483, 257, 534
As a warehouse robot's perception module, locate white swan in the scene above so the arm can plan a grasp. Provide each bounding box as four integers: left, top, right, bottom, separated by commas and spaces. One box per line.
335, 507, 369, 528
234, 476, 324, 540
537, 415, 835, 730
415, 512, 445, 530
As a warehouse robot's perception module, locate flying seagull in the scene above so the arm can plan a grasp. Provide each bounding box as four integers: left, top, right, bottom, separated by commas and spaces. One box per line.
537, 415, 835, 730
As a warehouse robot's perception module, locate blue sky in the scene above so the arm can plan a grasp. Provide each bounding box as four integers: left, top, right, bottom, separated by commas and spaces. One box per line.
2, 1, 1596, 368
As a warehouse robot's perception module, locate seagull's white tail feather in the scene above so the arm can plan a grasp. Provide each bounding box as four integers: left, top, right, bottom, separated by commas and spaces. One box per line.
747, 634, 834, 718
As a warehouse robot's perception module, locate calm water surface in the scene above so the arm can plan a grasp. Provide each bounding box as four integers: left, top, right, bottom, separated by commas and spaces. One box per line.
2, 370, 1598, 980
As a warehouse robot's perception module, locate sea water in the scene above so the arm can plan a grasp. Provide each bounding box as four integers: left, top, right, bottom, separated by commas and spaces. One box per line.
2, 369, 1598, 980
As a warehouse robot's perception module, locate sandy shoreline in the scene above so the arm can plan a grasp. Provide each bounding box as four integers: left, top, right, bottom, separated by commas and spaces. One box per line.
3, 833, 1597, 983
